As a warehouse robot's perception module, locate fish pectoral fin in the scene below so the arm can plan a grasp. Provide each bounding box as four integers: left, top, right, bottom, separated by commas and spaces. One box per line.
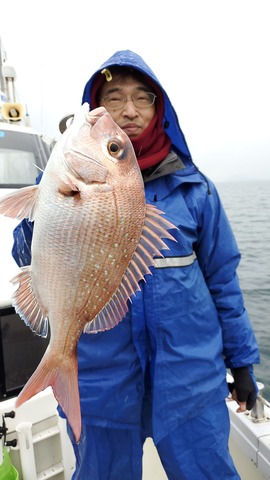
11, 266, 49, 337
0, 184, 39, 221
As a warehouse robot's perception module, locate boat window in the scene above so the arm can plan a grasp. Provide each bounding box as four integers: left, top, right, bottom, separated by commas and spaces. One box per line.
0, 128, 49, 187
0, 149, 38, 185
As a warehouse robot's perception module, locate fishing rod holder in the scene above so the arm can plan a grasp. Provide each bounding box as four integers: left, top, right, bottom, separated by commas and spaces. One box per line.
0, 411, 17, 448
251, 383, 270, 423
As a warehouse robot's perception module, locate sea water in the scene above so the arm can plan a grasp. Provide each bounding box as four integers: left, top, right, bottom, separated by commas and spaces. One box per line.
216, 180, 270, 400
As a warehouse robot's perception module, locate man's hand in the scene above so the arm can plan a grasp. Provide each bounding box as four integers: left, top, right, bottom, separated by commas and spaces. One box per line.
228, 366, 257, 413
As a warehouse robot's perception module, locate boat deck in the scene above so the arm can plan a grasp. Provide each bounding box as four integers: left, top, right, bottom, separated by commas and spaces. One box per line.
1, 388, 270, 479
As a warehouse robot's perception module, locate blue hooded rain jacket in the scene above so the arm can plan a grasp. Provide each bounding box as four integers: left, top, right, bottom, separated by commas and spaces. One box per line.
12, 51, 260, 448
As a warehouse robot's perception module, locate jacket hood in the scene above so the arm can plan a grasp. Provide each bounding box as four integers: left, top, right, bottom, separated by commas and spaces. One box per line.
82, 50, 197, 174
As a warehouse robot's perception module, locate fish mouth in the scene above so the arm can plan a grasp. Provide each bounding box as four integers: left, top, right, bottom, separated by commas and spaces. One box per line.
62, 107, 111, 188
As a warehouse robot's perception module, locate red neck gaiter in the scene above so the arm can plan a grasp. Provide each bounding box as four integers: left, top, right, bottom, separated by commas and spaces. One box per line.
131, 111, 171, 171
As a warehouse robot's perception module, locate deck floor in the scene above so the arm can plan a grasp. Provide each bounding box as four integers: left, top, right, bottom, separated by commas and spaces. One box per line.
143, 438, 167, 479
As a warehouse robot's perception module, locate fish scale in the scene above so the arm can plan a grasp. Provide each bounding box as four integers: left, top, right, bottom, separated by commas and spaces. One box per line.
0, 104, 177, 442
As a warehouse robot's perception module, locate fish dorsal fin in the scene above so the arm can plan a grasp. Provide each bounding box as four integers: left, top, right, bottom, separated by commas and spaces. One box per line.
0, 185, 39, 221
11, 266, 49, 337
84, 204, 177, 334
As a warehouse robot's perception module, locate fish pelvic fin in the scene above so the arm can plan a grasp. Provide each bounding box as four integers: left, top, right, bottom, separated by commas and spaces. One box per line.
15, 351, 82, 443
11, 266, 49, 337
0, 184, 39, 221
84, 204, 177, 334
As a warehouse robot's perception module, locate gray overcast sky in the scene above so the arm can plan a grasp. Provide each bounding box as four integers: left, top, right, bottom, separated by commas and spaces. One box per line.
1, 0, 269, 182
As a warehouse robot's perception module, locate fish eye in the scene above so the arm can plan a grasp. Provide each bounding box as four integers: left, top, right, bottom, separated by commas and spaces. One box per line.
107, 139, 125, 158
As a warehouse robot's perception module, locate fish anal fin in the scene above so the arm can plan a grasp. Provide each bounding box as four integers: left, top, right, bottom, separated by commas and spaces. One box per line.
11, 266, 48, 337
0, 185, 38, 221
15, 352, 81, 443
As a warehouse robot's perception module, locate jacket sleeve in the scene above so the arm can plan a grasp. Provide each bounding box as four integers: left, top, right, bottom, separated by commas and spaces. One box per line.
194, 179, 260, 369
12, 218, 34, 267
12, 172, 43, 267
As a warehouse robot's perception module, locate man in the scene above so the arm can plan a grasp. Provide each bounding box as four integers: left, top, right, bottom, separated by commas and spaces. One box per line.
12, 50, 260, 479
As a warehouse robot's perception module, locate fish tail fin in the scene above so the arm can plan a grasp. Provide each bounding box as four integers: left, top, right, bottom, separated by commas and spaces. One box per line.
15, 351, 81, 442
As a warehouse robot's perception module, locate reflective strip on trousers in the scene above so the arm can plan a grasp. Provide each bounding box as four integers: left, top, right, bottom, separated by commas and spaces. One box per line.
154, 252, 197, 269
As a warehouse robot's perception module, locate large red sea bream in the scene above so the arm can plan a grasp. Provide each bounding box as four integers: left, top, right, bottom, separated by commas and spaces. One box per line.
0, 104, 176, 442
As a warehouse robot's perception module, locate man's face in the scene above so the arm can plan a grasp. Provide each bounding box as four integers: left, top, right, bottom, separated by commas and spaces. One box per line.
99, 75, 156, 139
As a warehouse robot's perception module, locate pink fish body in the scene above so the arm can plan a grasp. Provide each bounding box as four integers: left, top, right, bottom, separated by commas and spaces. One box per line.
0, 105, 176, 442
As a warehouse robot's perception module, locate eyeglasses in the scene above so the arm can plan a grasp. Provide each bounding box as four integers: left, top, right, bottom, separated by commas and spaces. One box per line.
100, 91, 156, 111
